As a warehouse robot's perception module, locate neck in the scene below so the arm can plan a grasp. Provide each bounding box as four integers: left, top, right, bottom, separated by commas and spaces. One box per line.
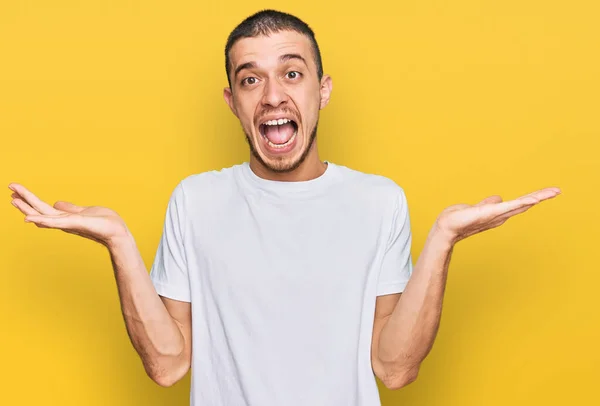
249, 146, 327, 182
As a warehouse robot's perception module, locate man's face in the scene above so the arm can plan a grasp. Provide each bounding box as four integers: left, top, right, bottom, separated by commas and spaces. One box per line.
224, 30, 332, 173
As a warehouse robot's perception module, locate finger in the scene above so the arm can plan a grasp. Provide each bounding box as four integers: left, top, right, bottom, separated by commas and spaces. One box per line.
24, 213, 76, 229
11, 198, 40, 216
488, 188, 560, 216
475, 195, 503, 206
493, 202, 536, 223
53, 201, 86, 214
477, 203, 537, 232
516, 187, 561, 203
8, 183, 62, 216
529, 188, 561, 203
484, 197, 537, 218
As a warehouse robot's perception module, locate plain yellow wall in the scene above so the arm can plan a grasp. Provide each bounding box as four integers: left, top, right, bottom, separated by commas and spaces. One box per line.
1, 1, 598, 405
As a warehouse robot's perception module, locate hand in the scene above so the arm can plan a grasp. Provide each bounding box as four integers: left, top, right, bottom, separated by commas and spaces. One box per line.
8, 182, 130, 248
434, 187, 561, 245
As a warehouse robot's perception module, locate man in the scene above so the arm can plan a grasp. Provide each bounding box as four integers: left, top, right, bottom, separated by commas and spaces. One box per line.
8, 9, 560, 406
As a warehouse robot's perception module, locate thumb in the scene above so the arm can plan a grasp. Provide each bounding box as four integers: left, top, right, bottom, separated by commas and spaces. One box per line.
475, 195, 503, 206
53, 201, 85, 213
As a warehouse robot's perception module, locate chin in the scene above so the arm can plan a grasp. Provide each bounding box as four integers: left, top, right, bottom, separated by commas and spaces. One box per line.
246, 124, 317, 174
255, 137, 305, 173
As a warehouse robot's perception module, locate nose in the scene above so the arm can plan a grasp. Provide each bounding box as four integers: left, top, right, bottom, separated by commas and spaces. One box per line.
261, 78, 288, 108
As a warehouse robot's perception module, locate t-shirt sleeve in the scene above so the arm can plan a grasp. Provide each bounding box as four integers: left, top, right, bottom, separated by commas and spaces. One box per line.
149, 181, 191, 302
376, 187, 413, 296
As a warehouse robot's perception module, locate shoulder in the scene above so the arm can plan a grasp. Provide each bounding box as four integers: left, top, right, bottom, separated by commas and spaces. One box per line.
332, 162, 408, 204
164, 164, 243, 210
178, 163, 241, 196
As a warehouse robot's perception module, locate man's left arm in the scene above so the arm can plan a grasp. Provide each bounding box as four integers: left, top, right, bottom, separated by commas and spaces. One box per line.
372, 186, 561, 390
371, 226, 453, 390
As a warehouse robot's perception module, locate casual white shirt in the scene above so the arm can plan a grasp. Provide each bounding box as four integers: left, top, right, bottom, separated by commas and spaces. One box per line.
150, 161, 413, 405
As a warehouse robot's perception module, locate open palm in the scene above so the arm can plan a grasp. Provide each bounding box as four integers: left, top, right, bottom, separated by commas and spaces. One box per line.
435, 187, 561, 244
9, 183, 129, 247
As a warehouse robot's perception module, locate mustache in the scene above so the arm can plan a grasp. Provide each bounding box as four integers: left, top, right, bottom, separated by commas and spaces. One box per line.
255, 108, 299, 124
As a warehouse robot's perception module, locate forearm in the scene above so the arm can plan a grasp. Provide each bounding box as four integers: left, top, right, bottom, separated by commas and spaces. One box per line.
107, 233, 188, 381
377, 226, 454, 379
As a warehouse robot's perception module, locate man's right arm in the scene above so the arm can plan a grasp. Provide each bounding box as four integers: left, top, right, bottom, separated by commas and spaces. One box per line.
108, 233, 192, 387
8, 181, 192, 387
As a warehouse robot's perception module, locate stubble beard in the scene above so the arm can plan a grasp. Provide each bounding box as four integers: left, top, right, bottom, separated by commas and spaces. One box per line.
244, 120, 319, 174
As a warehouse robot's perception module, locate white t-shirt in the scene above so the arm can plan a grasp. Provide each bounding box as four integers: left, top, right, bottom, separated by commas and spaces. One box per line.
149, 161, 413, 406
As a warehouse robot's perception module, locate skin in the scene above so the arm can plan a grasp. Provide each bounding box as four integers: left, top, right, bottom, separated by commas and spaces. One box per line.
223, 30, 332, 181
370, 188, 560, 388
8, 28, 561, 390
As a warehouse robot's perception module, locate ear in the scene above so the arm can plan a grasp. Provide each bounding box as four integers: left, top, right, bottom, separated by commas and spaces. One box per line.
319, 74, 333, 110
223, 87, 238, 117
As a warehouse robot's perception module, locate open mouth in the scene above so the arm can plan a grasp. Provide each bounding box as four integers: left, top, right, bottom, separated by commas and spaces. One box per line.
259, 118, 299, 149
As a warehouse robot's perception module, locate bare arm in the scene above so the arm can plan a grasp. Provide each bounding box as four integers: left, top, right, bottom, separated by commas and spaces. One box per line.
372, 230, 452, 390
8, 183, 192, 387
108, 233, 192, 387
372, 187, 560, 390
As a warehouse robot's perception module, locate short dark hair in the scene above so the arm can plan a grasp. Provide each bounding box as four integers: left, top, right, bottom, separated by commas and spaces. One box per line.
224, 9, 324, 89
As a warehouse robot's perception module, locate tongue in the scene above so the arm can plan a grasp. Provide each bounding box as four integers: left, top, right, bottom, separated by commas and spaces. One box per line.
264, 123, 295, 144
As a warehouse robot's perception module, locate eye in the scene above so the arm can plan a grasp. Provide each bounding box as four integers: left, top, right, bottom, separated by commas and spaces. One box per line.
241, 77, 258, 86
286, 71, 302, 80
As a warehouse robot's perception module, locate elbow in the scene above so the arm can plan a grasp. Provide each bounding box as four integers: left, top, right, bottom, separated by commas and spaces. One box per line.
146, 358, 191, 388
382, 366, 420, 390
151, 373, 179, 388
149, 368, 187, 388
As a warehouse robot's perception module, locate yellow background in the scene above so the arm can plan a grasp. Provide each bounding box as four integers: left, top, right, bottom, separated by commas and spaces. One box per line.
1, 1, 598, 405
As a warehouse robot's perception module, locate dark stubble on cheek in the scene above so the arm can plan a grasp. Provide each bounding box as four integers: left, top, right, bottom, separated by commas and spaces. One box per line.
243, 119, 319, 174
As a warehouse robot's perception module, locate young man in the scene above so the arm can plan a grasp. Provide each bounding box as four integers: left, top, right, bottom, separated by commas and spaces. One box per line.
9, 9, 560, 406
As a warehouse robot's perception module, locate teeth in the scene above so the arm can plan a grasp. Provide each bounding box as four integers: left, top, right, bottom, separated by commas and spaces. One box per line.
264, 118, 291, 126
264, 131, 297, 149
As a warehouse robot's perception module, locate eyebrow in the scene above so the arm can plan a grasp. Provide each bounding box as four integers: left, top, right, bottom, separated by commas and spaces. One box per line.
234, 53, 308, 79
